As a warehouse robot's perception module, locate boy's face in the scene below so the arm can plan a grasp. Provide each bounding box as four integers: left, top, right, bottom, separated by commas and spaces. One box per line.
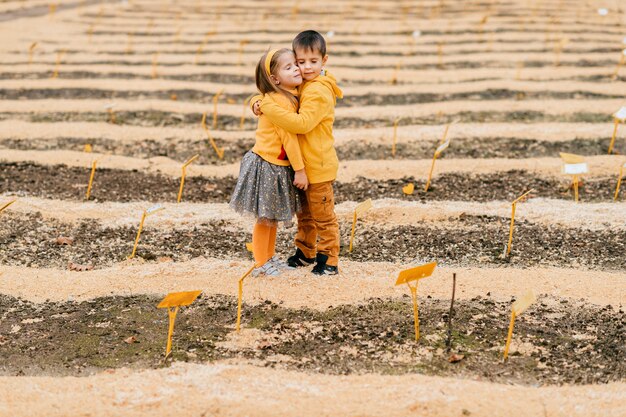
294, 48, 328, 81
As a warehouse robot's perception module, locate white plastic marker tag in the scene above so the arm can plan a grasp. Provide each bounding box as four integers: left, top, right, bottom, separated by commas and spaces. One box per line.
412, 30, 421, 39
613, 106, 626, 121
563, 163, 588, 175
326, 30, 335, 38
355, 198, 373, 217
623, 37, 626, 44
435, 140, 450, 156
512, 290, 536, 316
146, 204, 164, 214
598, 8, 608, 16
623, 49, 626, 56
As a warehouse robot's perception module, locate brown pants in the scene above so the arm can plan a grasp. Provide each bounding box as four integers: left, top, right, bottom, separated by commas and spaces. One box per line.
295, 181, 340, 266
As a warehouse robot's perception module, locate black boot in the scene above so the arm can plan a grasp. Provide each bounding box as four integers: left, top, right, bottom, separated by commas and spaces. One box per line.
287, 248, 316, 268
312, 253, 339, 275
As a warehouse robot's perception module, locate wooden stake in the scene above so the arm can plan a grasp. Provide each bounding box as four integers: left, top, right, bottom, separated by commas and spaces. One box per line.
445, 272, 457, 352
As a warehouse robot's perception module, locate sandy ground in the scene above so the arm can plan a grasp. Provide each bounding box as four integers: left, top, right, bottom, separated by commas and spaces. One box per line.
1, 361, 625, 417
1, 0, 625, 414
2, 148, 623, 179
3, 196, 626, 230
1, 120, 620, 145
1, 259, 624, 308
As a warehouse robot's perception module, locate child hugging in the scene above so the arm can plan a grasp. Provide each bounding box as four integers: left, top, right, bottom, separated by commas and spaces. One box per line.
229, 48, 309, 277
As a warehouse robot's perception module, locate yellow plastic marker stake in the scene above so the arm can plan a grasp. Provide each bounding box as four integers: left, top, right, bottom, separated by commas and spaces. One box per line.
614, 162, 626, 201
157, 290, 202, 358
0, 199, 16, 215
245, 242, 253, 253
608, 107, 626, 154
425, 121, 456, 192
553, 38, 568, 67
84, 143, 92, 153
212, 89, 224, 129
236, 265, 257, 332
238, 40, 250, 65
129, 204, 165, 259
391, 117, 399, 157
348, 199, 372, 252
51, 50, 65, 79
85, 159, 97, 200
201, 112, 224, 159
515, 60, 524, 80
195, 30, 216, 64
503, 290, 536, 360
241, 93, 256, 130
611, 49, 626, 81
504, 189, 534, 258
395, 262, 437, 341
104, 104, 116, 124
126, 33, 133, 54
177, 154, 200, 203
559, 153, 587, 203
151, 53, 159, 79
390, 61, 402, 85
49, 3, 57, 18
437, 42, 444, 69
28, 42, 37, 64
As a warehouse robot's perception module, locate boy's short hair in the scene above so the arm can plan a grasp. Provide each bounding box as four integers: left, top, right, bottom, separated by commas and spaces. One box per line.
292, 30, 327, 56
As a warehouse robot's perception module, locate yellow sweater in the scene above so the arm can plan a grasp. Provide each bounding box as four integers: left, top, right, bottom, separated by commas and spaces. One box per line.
252, 91, 304, 171
259, 71, 343, 184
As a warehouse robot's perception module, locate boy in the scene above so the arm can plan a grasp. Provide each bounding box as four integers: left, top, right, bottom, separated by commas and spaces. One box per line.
252, 30, 343, 275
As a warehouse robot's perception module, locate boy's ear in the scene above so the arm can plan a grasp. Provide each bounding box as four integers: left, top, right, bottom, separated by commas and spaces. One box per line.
322, 55, 329, 66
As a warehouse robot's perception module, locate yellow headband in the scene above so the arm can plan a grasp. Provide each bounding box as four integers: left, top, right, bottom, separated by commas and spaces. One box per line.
265, 49, 277, 75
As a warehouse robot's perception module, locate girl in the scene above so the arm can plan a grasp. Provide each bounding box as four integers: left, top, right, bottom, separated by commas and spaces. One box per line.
229, 48, 309, 276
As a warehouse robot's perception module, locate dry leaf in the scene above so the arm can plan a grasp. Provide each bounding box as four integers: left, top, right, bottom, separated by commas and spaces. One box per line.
124, 336, 138, 344
448, 353, 465, 363
56, 236, 74, 245
68, 262, 94, 272
157, 256, 173, 263
203, 183, 217, 192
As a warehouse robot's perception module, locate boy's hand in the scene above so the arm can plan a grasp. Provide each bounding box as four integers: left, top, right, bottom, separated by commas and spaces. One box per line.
252, 100, 263, 116
293, 169, 309, 190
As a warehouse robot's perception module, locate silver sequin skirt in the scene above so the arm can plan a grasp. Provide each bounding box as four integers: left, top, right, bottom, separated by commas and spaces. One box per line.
229, 151, 301, 223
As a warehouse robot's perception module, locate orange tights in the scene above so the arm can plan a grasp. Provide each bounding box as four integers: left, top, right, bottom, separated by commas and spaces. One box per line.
252, 221, 277, 265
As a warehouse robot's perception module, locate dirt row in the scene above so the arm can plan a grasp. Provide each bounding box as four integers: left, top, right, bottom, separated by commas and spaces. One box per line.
1, 293, 623, 385
1, 162, 620, 204
1, 136, 618, 165
1, 211, 624, 270
0, 110, 615, 129
1, 87, 622, 106
1, 71, 625, 85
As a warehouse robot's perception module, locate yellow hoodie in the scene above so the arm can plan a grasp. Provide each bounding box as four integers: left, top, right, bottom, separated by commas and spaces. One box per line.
259, 71, 343, 184
252, 91, 304, 171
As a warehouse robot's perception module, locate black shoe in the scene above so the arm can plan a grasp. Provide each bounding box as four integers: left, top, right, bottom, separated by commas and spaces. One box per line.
287, 248, 315, 268
311, 253, 339, 275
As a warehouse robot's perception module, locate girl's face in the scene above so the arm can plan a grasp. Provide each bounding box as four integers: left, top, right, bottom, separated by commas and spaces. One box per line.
271, 51, 302, 89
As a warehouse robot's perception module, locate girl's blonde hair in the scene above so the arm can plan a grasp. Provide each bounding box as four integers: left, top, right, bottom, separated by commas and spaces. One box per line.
255, 48, 298, 108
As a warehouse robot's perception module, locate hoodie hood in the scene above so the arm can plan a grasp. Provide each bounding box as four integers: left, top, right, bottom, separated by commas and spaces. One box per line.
311, 70, 343, 101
